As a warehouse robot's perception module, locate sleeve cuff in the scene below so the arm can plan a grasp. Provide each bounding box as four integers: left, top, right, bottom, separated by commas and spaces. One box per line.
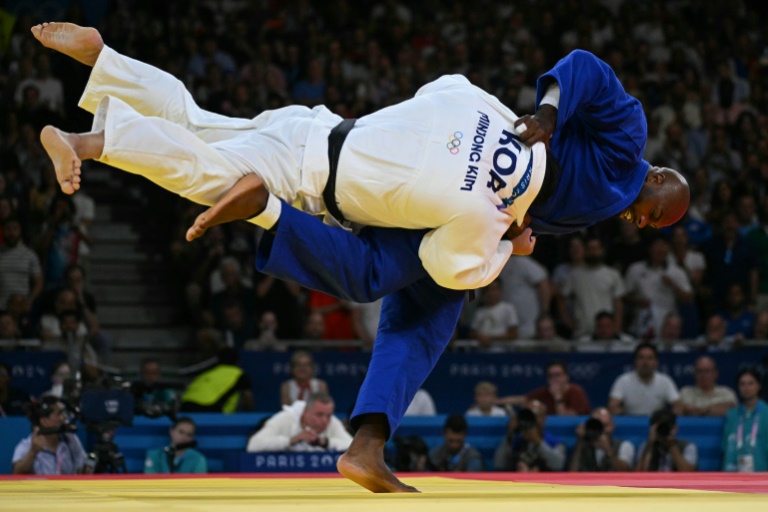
539, 83, 561, 109
248, 193, 281, 229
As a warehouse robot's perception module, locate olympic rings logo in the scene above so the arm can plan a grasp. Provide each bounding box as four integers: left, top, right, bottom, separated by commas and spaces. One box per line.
446, 131, 463, 154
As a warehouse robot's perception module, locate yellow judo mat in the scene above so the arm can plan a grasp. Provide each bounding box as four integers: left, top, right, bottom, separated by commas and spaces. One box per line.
1, 475, 766, 512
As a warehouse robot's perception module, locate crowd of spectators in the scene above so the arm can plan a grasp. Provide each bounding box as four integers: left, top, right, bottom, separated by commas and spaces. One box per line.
0, 0, 767, 358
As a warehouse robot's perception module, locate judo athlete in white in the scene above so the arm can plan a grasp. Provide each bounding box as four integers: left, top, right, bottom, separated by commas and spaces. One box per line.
34, 23, 541, 292
33, 22, 541, 493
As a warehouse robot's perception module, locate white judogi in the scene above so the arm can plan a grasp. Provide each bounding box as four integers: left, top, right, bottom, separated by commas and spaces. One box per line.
81, 47, 545, 290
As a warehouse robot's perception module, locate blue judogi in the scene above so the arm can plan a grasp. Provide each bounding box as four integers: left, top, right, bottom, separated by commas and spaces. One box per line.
528, 50, 649, 234
256, 204, 460, 436
256, 50, 650, 437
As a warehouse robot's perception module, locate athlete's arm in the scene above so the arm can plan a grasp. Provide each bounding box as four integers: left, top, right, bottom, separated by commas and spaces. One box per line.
419, 200, 514, 290
533, 50, 647, 171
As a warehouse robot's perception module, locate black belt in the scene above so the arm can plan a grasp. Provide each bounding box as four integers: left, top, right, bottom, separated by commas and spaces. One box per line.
323, 118, 357, 223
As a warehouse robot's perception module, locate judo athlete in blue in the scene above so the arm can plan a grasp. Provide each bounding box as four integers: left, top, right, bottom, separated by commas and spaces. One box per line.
195, 50, 689, 493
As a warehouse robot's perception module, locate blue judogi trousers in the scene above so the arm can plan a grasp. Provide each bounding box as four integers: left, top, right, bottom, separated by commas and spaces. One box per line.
256, 202, 465, 437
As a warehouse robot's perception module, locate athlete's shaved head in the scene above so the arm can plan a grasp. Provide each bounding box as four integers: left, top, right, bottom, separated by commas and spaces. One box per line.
619, 166, 690, 229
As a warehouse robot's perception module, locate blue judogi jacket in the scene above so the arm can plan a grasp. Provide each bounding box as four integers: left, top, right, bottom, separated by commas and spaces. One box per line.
528, 50, 649, 234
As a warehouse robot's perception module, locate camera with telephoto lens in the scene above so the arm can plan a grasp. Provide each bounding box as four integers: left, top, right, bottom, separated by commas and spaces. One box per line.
583, 417, 605, 443
515, 408, 538, 433
651, 409, 676, 445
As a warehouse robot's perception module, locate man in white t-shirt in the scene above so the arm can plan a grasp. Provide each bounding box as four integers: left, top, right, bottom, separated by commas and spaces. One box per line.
559, 237, 625, 338
679, 356, 737, 416
498, 257, 549, 340
608, 343, 683, 416
625, 236, 693, 338
470, 278, 518, 350
404, 389, 437, 416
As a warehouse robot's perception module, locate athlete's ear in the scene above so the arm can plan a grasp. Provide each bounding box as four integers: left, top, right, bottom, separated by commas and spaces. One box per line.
647, 168, 665, 185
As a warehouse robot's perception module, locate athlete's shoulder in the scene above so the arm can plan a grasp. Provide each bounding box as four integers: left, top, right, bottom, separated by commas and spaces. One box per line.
415, 74, 473, 97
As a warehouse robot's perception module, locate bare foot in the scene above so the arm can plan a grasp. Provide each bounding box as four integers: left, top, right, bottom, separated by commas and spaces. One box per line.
337, 451, 419, 493
186, 211, 212, 242
31, 22, 103, 67
40, 126, 82, 195
186, 174, 268, 241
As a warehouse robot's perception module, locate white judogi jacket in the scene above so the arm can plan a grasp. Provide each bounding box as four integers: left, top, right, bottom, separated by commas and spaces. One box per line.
336, 75, 546, 289
82, 48, 544, 291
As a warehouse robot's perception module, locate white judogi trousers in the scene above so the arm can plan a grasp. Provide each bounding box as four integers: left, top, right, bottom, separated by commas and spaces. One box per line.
80, 45, 340, 218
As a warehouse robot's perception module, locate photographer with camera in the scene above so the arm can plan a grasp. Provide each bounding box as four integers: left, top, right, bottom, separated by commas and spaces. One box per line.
494, 400, 566, 471
12, 396, 89, 475
635, 409, 697, 472
428, 414, 485, 471
568, 407, 634, 472
144, 417, 207, 474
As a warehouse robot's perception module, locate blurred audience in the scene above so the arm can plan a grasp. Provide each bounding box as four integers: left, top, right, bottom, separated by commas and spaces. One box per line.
280, 351, 329, 406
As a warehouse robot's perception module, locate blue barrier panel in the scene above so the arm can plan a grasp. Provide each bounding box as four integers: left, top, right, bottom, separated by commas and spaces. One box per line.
238, 452, 342, 472
0, 351, 66, 399
0, 417, 33, 474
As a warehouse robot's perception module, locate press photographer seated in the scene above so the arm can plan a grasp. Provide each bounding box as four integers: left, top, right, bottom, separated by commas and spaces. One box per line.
568, 407, 634, 472
12, 396, 88, 475
144, 417, 207, 474
493, 400, 566, 472
635, 409, 698, 472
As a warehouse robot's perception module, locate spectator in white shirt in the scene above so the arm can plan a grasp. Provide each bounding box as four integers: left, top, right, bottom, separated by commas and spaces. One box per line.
466, 381, 507, 417
608, 343, 683, 416
680, 356, 737, 416
404, 388, 437, 416
246, 392, 352, 453
470, 278, 518, 350
625, 236, 693, 339
558, 237, 625, 338
498, 257, 550, 340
